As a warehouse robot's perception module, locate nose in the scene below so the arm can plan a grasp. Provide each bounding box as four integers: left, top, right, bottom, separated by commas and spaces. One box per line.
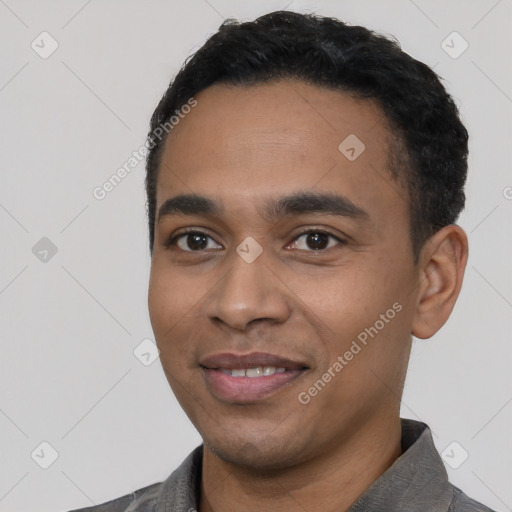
204, 249, 291, 331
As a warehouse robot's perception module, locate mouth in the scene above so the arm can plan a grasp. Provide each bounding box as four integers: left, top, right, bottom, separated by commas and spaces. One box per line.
217, 366, 288, 377
199, 351, 309, 403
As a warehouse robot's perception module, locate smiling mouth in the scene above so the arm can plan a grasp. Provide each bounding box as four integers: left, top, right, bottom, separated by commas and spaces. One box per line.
217, 366, 288, 377
199, 352, 309, 402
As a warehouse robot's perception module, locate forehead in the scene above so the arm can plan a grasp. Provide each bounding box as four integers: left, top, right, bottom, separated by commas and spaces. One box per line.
155, 80, 406, 223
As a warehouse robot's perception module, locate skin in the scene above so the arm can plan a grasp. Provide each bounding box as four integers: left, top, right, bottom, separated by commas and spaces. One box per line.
147, 79, 468, 512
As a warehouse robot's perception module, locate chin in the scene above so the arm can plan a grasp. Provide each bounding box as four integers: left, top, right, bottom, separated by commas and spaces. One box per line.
202, 428, 310, 472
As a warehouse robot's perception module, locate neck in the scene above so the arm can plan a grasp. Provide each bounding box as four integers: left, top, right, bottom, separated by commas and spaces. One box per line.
199, 414, 402, 512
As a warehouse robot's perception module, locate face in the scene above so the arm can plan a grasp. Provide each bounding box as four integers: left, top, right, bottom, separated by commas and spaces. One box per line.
148, 80, 420, 470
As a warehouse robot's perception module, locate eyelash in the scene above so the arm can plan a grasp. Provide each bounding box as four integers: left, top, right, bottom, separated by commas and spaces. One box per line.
164, 228, 347, 253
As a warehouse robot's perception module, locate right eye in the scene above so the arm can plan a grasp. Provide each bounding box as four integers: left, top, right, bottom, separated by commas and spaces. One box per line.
165, 230, 223, 252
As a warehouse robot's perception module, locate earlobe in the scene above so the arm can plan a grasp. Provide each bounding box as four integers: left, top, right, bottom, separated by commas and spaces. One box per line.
411, 225, 468, 340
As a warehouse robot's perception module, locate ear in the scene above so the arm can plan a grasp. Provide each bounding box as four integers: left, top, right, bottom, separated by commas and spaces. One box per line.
411, 225, 468, 339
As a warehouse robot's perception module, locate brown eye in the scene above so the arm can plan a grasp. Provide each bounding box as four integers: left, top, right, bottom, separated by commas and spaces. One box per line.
289, 230, 346, 252
166, 231, 223, 252
305, 232, 330, 250
183, 233, 208, 251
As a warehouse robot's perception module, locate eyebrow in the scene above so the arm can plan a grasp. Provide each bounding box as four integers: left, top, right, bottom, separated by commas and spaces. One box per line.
157, 191, 369, 223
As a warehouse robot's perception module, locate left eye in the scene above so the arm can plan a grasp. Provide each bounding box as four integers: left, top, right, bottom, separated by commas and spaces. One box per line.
289, 230, 345, 251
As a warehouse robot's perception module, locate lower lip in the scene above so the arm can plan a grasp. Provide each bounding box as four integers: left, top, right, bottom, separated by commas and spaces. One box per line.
201, 368, 306, 403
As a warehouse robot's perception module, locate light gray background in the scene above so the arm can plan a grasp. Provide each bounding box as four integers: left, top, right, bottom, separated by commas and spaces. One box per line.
0, 1, 510, 511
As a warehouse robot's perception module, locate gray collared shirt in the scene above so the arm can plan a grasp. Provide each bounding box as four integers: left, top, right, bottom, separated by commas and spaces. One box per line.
67, 419, 495, 512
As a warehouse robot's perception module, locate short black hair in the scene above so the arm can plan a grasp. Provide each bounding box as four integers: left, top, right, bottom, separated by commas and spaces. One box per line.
145, 10, 468, 259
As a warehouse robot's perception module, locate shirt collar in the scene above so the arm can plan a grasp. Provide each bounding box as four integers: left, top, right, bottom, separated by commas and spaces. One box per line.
155, 418, 451, 512
155, 443, 203, 512
348, 418, 452, 511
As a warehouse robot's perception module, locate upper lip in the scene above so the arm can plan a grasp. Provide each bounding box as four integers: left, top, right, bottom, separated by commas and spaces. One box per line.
200, 351, 309, 370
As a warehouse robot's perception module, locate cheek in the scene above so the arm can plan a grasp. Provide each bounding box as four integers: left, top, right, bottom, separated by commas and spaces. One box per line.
148, 272, 193, 378
290, 264, 393, 332
148, 263, 199, 334
148, 276, 198, 401
148, 263, 210, 370
294, 258, 413, 372
148, 273, 174, 339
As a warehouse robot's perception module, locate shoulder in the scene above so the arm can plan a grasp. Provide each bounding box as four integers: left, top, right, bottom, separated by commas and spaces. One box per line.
448, 484, 497, 512
65, 444, 203, 512
65, 481, 162, 512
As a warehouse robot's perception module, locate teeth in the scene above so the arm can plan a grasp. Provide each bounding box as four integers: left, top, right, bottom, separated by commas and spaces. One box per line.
246, 367, 262, 377
220, 367, 286, 377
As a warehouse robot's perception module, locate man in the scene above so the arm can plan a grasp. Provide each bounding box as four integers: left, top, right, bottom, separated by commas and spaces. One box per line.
69, 10, 495, 512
